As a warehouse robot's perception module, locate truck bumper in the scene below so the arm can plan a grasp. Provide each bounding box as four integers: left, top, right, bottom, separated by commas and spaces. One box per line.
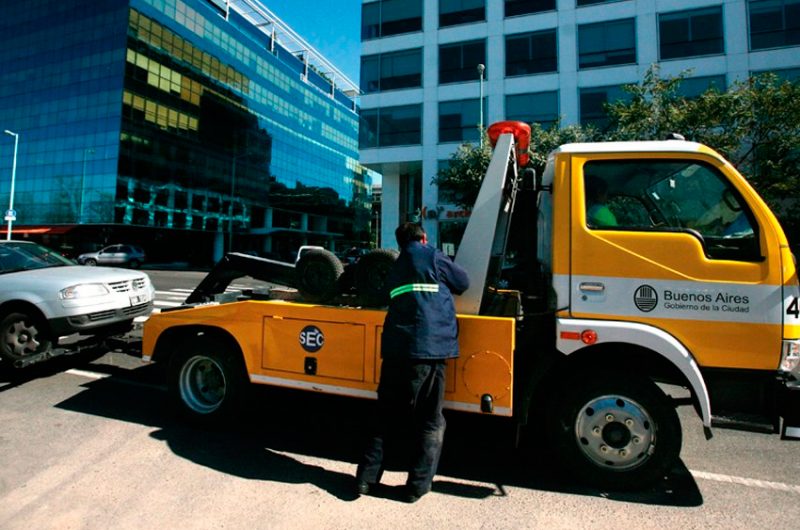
780, 378, 800, 439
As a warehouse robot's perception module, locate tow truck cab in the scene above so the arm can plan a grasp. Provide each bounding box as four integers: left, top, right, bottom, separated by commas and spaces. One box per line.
533, 139, 800, 435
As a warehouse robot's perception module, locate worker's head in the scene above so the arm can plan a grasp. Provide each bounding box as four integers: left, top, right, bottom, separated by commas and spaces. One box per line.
395, 222, 427, 247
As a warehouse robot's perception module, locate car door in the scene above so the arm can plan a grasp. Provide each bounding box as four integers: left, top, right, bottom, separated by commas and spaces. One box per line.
99, 245, 122, 265
569, 152, 784, 372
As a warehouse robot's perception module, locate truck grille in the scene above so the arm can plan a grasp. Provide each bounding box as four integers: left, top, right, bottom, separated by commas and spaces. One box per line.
80, 303, 151, 324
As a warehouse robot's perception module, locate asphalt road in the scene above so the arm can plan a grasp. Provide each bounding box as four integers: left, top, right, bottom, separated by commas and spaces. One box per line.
0, 269, 798, 529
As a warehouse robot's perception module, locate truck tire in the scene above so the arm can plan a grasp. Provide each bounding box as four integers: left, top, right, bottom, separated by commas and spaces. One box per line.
295, 249, 344, 303
0, 311, 52, 366
546, 372, 681, 490
355, 248, 398, 307
168, 337, 248, 426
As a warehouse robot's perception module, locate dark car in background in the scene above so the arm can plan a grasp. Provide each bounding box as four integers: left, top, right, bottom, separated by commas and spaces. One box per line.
77, 244, 146, 268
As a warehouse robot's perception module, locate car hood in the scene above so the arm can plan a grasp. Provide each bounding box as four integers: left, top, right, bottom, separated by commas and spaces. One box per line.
1, 265, 147, 285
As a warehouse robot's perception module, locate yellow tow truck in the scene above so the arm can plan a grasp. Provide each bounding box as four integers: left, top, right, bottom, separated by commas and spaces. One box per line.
143, 122, 800, 489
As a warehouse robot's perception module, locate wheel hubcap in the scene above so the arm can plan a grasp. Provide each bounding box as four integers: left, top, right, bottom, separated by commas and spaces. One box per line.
179, 355, 227, 414
575, 395, 655, 470
4, 321, 41, 357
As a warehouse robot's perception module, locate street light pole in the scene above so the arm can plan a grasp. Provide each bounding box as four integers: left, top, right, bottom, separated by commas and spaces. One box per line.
229, 154, 236, 253
79, 147, 95, 223
477, 64, 485, 147
4, 130, 19, 240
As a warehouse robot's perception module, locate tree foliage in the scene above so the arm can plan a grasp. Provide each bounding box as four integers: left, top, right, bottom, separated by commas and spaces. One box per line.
606, 65, 800, 214
432, 135, 493, 209
435, 66, 800, 232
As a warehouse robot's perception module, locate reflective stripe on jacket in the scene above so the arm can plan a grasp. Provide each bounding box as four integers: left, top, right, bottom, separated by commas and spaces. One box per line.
381, 241, 469, 361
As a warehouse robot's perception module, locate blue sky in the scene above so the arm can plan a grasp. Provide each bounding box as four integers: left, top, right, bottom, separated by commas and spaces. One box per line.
265, 0, 362, 84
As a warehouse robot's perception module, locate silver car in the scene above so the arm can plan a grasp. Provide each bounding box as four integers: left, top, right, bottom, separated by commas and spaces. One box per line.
77, 244, 146, 268
0, 240, 155, 368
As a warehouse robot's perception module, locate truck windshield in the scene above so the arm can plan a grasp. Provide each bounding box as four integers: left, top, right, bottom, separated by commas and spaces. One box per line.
0, 242, 74, 274
583, 159, 759, 260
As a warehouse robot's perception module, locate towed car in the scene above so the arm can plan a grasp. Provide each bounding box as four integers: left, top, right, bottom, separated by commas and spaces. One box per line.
0, 240, 155, 368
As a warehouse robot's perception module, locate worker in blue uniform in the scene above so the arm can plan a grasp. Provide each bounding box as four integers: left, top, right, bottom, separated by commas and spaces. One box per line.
355, 222, 470, 503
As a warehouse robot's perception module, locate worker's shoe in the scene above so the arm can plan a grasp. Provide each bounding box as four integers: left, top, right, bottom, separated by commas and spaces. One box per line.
354, 479, 372, 496
401, 486, 427, 504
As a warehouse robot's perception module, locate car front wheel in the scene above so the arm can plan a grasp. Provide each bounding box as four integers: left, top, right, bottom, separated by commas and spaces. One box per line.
0, 311, 52, 365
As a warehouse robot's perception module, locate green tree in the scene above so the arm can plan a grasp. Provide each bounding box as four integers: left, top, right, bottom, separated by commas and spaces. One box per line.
434, 66, 799, 241
606, 66, 800, 219
432, 134, 493, 209
433, 123, 601, 209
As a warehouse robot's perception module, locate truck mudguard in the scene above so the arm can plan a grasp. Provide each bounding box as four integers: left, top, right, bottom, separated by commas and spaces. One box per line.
556, 317, 712, 434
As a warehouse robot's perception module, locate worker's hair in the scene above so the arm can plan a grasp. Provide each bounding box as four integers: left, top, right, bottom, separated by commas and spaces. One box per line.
395, 222, 425, 247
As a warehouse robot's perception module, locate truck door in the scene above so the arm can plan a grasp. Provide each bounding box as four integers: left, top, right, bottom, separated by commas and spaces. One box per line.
569, 152, 784, 372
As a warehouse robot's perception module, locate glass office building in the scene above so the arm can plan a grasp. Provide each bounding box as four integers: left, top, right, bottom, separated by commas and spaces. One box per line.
0, 0, 372, 264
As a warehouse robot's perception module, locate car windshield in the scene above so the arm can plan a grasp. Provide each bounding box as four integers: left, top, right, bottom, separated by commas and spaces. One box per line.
0, 242, 74, 274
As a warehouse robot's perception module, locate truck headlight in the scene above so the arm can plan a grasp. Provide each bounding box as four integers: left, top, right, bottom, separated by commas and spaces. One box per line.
779, 339, 800, 375
60, 283, 110, 299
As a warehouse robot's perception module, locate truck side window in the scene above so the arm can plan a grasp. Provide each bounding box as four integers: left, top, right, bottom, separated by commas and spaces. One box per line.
583, 159, 760, 260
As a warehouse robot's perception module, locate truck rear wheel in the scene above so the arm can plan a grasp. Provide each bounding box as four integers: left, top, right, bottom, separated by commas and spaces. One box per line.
168, 337, 248, 425
547, 372, 681, 490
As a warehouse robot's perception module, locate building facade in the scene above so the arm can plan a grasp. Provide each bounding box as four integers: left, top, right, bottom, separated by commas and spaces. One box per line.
359, 0, 800, 249
0, 0, 373, 264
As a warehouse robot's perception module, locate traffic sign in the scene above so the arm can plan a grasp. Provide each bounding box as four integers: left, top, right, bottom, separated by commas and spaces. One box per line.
4, 209, 16, 221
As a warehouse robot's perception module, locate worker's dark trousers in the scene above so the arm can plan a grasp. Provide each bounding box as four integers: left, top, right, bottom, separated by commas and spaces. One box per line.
356, 358, 447, 496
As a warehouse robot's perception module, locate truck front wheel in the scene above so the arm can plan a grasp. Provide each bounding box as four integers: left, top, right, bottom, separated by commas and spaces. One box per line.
168, 337, 247, 425
547, 373, 681, 490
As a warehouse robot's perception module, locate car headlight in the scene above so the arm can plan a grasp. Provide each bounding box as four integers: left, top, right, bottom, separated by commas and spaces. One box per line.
60, 283, 110, 299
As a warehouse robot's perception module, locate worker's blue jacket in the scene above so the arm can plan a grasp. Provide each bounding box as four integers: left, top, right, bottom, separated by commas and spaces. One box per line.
381, 241, 470, 360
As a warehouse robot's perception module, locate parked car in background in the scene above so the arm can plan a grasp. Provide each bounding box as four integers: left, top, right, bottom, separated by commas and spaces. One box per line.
0, 240, 154, 368
77, 244, 146, 268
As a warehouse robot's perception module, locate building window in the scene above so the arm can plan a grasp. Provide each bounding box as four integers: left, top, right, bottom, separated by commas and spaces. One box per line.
361, 48, 422, 93
748, 0, 800, 50
505, 29, 557, 76
439, 99, 485, 143
440, 0, 485, 28
578, 18, 636, 69
359, 105, 422, 148
751, 66, 800, 82
439, 40, 486, 84
577, 0, 628, 6
362, 0, 423, 41
660, 7, 724, 60
676, 75, 726, 98
579, 85, 629, 128
504, 0, 555, 17
506, 91, 559, 128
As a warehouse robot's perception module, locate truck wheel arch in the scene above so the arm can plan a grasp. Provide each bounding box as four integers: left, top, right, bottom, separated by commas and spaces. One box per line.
555, 318, 712, 434
151, 325, 244, 367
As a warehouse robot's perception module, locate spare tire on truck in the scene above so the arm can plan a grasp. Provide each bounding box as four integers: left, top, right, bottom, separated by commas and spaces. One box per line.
294, 248, 344, 303
355, 248, 399, 307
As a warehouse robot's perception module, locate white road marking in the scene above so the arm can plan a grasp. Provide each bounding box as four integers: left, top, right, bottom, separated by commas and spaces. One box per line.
689, 469, 800, 495
154, 300, 182, 307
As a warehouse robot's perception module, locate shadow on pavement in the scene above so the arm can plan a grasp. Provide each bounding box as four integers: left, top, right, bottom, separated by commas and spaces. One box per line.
53, 364, 703, 506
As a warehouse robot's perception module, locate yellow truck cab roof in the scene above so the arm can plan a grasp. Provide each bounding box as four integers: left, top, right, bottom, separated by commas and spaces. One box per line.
554, 140, 708, 155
